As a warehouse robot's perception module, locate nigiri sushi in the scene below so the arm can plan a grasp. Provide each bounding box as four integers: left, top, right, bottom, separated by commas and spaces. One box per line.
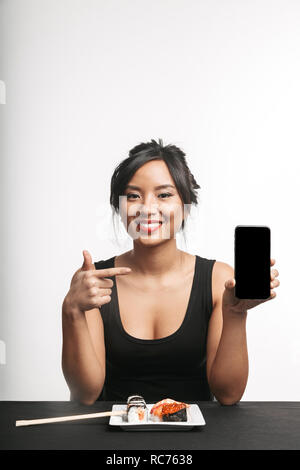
150, 398, 190, 422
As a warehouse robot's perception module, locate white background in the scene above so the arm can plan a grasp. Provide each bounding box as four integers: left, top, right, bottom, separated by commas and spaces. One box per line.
0, 0, 299, 400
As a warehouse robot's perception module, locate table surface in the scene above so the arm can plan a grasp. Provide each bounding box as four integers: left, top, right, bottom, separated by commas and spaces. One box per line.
1, 401, 300, 450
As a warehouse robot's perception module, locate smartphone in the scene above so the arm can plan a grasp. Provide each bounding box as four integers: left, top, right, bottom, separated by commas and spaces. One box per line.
234, 225, 271, 299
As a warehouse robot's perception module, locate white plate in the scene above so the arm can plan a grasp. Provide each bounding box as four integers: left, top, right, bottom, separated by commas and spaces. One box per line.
109, 404, 206, 431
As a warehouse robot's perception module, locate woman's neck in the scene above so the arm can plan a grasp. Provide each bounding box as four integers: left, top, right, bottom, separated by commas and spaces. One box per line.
128, 240, 184, 278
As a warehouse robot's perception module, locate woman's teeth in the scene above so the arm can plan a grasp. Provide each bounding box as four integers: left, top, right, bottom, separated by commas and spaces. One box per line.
140, 222, 162, 228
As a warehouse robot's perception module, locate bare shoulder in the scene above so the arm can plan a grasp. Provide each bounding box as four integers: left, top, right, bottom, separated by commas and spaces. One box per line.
212, 260, 234, 279
212, 260, 234, 308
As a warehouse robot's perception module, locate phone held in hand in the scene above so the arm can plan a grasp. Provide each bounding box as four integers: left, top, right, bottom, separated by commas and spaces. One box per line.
234, 225, 271, 300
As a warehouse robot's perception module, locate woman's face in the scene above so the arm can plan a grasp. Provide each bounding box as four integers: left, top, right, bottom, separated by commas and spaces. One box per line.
119, 160, 186, 244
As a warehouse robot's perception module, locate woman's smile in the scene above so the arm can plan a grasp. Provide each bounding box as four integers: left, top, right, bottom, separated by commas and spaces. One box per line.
136, 220, 163, 233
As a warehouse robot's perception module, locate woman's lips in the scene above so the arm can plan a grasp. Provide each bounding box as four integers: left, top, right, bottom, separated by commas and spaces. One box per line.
136, 221, 163, 233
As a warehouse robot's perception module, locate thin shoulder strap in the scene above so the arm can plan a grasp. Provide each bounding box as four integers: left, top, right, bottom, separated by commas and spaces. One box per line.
94, 257, 115, 270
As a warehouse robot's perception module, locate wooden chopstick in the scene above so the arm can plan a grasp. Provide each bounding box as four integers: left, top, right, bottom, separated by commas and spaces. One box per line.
15, 409, 127, 427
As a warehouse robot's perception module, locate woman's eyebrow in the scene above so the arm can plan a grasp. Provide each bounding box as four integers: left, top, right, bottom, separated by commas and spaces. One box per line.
125, 184, 176, 190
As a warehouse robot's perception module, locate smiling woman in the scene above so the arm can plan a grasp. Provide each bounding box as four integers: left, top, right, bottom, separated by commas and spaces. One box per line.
61, 138, 279, 405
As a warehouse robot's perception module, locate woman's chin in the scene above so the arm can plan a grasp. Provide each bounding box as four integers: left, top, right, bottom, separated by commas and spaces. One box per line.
130, 233, 176, 244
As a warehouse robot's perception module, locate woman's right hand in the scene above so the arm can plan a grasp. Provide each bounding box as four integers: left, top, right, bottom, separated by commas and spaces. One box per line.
64, 250, 132, 313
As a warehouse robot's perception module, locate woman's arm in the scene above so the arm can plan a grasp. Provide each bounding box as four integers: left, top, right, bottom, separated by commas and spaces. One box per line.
61, 250, 131, 405
62, 296, 105, 405
206, 262, 248, 405
207, 259, 279, 405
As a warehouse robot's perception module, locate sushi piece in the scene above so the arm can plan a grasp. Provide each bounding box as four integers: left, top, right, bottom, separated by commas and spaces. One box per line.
161, 402, 188, 422
127, 395, 146, 405
150, 398, 190, 422
126, 395, 148, 423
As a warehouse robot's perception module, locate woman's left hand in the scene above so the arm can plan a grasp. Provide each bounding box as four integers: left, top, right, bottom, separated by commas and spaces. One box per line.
222, 259, 280, 314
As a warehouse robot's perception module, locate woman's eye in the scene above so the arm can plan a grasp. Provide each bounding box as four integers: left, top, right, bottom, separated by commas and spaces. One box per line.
126, 193, 173, 199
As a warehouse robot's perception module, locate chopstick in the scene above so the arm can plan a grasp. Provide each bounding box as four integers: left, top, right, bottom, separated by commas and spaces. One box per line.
15, 409, 127, 427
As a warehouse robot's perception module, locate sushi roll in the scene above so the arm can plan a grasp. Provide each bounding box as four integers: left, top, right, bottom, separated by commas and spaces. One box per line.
126, 395, 148, 423
127, 395, 146, 405
150, 398, 190, 422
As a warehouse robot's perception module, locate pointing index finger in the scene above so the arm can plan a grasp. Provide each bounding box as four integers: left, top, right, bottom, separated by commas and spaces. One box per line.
94, 267, 132, 277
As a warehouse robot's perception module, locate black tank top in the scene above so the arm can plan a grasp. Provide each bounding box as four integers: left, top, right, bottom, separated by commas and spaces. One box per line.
94, 254, 216, 402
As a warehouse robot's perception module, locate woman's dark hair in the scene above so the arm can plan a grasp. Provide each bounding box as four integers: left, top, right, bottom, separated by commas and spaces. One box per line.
110, 138, 201, 241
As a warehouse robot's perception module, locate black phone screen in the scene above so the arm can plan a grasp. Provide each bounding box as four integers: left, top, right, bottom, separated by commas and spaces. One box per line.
234, 225, 271, 299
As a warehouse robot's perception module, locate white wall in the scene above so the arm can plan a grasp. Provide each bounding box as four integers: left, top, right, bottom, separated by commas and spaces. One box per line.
0, 0, 299, 401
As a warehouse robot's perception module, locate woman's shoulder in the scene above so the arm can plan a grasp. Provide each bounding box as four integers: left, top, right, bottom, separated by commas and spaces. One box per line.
195, 255, 234, 288
209, 258, 234, 276
196, 253, 232, 270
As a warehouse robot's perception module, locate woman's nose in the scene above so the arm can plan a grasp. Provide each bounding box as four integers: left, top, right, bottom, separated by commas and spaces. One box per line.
137, 194, 160, 216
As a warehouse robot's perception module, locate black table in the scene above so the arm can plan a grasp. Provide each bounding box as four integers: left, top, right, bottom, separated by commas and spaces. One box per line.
1, 401, 300, 450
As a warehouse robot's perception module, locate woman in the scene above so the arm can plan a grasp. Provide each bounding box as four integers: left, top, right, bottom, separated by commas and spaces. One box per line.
61, 138, 280, 405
